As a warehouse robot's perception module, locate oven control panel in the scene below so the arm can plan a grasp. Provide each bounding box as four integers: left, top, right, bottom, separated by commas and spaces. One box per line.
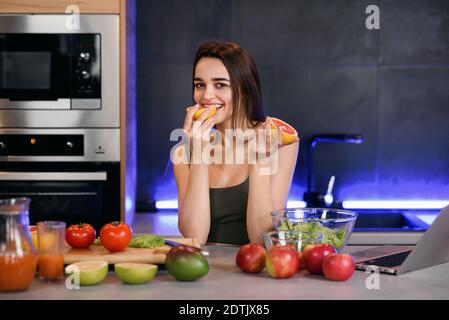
0, 135, 83, 156
72, 34, 101, 99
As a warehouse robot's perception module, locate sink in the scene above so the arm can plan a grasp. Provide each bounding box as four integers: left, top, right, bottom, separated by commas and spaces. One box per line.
354, 211, 428, 231
348, 210, 434, 245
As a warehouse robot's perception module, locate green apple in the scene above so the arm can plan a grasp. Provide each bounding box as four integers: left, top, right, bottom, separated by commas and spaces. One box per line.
114, 263, 158, 285
65, 260, 108, 286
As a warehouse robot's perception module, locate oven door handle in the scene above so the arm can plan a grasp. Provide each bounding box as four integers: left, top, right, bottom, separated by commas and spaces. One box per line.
0, 172, 107, 181
0, 99, 71, 110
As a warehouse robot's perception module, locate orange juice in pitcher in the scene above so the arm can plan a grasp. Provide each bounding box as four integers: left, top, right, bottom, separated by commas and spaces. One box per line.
0, 198, 37, 292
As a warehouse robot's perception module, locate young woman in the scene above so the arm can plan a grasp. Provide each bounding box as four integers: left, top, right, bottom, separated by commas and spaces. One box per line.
173, 41, 299, 245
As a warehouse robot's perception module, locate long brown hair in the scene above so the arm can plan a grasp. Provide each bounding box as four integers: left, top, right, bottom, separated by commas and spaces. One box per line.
193, 41, 265, 129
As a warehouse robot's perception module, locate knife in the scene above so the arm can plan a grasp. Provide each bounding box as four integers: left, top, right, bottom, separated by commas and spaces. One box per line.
163, 239, 209, 256
163, 239, 180, 247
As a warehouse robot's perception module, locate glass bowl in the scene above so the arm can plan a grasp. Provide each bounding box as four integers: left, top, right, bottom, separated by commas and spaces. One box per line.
263, 230, 323, 252
271, 208, 358, 251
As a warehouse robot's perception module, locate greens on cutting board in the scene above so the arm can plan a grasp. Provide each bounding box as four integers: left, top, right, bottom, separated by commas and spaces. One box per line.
93, 234, 165, 249
129, 234, 165, 248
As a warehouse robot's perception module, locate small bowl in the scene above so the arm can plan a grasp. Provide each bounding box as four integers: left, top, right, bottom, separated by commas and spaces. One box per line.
263, 230, 323, 252
271, 208, 358, 251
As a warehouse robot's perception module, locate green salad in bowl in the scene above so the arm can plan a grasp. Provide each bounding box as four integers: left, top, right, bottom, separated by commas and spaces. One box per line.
264, 230, 323, 252
272, 208, 357, 250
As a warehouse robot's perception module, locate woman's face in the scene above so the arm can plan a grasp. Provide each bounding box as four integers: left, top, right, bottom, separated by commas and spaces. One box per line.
193, 57, 233, 125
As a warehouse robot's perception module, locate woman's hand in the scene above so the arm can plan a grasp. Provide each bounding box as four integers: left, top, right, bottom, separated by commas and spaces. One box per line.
254, 116, 280, 154
252, 116, 289, 175
183, 104, 216, 164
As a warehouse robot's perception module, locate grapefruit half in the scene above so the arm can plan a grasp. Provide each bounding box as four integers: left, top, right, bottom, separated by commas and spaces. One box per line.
270, 117, 299, 145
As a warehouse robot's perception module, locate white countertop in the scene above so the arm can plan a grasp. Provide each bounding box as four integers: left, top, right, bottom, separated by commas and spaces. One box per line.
1, 244, 449, 300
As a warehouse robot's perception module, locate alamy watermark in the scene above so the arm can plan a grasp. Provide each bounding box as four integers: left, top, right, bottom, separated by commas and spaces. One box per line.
366, 5, 380, 30
65, 5, 80, 31
170, 128, 280, 176
65, 265, 80, 290
365, 265, 381, 290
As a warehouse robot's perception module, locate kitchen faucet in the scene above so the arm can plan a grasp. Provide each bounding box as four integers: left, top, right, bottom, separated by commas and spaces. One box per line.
303, 134, 364, 208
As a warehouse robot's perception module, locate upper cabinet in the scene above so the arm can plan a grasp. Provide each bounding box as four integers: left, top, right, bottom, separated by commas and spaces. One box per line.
0, 0, 120, 13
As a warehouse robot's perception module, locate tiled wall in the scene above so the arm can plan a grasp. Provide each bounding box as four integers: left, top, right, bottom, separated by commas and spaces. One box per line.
136, 0, 449, 208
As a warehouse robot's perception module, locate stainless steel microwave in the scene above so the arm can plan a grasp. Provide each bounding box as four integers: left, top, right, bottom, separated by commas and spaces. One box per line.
0, 15, 119, 128
0, 33, 101, 108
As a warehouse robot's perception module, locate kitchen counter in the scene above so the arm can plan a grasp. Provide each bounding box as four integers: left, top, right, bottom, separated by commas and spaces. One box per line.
1, 244, 449, 300
131, 210, 430, 245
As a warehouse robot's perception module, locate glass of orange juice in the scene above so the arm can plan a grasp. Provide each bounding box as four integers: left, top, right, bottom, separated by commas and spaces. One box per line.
37, 221, 66, 280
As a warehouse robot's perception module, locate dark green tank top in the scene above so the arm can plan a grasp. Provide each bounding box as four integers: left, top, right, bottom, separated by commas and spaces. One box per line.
207, 177, 250, 245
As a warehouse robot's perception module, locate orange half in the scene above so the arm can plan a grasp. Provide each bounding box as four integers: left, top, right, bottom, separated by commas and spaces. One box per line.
188, 105, 217, 121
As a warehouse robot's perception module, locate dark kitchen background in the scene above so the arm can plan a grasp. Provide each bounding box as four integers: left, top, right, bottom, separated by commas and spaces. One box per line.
135, 0, 449, 211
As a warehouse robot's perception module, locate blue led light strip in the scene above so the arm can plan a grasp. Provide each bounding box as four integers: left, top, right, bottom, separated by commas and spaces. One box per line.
156, 199, 449, 210
156, 199, 307, 210
343, 200, 449, 210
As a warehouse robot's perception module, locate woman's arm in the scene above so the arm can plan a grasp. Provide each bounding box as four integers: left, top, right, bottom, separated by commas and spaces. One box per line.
174, 106, 216, 245
247, 163, 275, 243
174, 150, 211, 245
270, 141, 299, 210
246, 123, 300, 243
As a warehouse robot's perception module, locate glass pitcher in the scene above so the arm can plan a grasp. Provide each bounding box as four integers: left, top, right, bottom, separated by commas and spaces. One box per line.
0, 198, 38, 292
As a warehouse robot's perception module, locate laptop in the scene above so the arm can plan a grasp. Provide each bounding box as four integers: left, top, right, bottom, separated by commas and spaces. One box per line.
352, 205, 449, 275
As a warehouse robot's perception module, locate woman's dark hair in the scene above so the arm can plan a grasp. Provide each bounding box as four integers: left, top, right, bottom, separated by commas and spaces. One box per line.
193, 41, 265, 129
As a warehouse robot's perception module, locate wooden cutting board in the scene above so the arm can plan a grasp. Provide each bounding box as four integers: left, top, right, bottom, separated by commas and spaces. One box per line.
64, 237, 201, 265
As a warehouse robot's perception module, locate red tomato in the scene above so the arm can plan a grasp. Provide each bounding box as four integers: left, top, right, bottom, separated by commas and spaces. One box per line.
65, 223, 96, 249
99, 221, 132, 252
303, 244, 336, 275
322, 253, 355, 281
266, 245, 299, 279
235, 243, 267, 273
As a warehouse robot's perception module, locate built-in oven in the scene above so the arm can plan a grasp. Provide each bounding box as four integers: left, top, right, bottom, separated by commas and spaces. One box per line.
0, 162, 120, 231
0, 14, 119, 128
0, 129, 121, 230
